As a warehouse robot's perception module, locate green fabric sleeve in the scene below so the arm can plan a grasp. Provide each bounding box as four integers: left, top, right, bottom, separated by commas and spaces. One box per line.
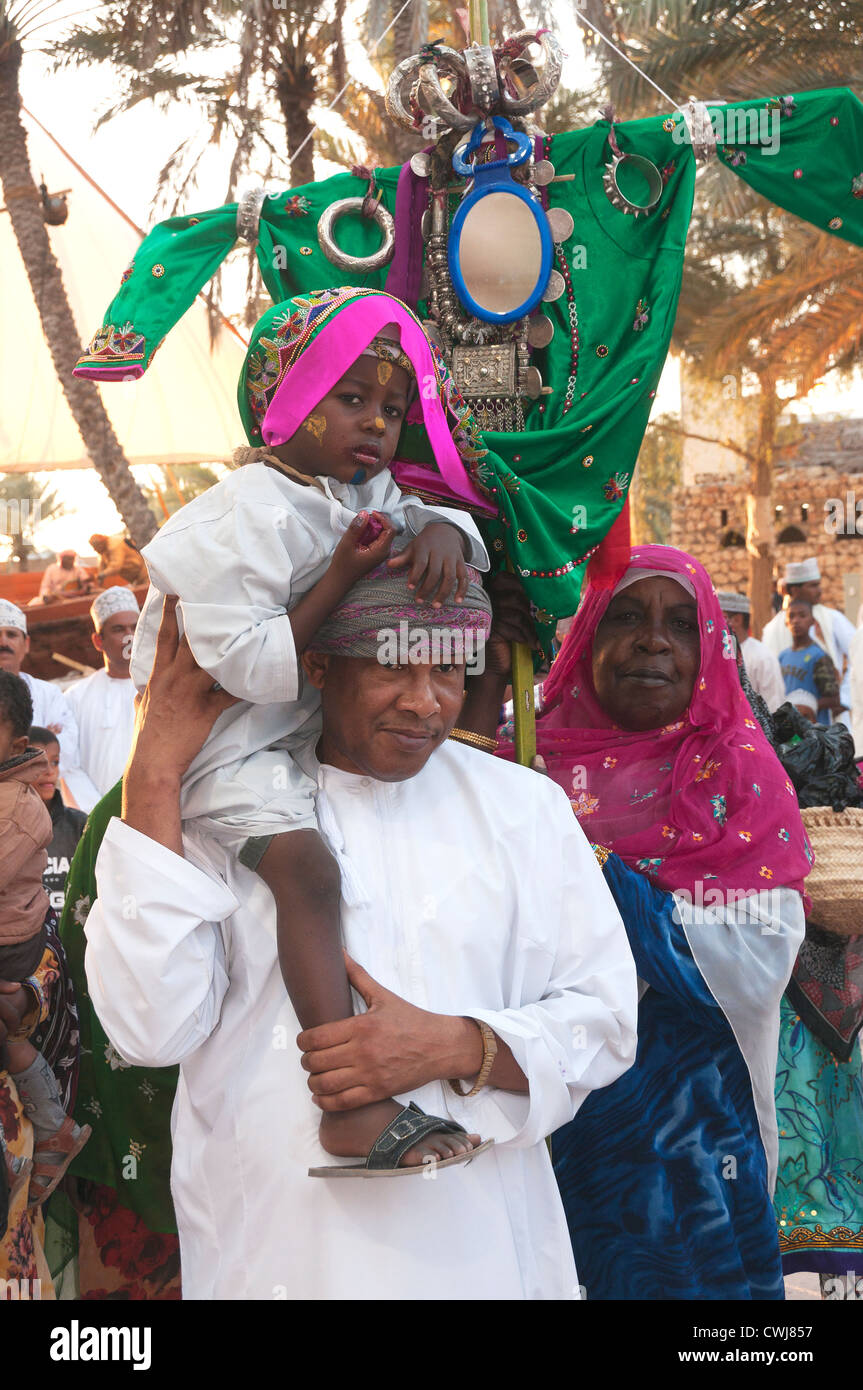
715, 87, 863, 247
74, 205, 240, 378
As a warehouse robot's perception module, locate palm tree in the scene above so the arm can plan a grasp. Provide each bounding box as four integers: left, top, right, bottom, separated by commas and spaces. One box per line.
0, 470, 64, 568
53, 0, 352, 200
0, 2, 158, 547
581, 0, 863, 631
142, 463, 222, 521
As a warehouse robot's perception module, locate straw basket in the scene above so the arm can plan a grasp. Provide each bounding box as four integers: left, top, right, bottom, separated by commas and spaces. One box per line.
800, 806, 863, 936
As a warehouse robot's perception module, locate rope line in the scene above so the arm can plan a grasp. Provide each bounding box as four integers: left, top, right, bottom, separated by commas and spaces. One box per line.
573, 10, 685, 113
285, 0, 419, 174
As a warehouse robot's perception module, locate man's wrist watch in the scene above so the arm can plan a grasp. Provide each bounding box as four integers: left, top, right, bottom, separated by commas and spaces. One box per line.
449, 1019, 498, 1097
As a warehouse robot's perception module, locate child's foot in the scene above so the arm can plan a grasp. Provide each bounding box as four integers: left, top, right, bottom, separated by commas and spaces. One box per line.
319, 1099, 480, 1169
28, 1116, 92, 1207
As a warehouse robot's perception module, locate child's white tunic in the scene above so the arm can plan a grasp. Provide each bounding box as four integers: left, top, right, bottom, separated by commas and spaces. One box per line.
129, 462, 490, 836
84, 741, 638, 1300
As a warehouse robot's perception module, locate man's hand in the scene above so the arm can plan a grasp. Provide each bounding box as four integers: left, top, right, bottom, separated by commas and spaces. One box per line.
298, 953, 482, 1110
128, 595, 239, 785
387, 522, 469, 608
122, 596, 238, 855
484, 571, 539, 679
327, 512, 396, 589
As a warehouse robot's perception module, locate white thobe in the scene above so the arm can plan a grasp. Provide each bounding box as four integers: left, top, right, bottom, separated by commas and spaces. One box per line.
20, 672, 79, 776
129, 462, 490, 811
761, 605, 856, 709
85, 741, 638, 1301
61, 669, 136, 812
740, 636, 786, 713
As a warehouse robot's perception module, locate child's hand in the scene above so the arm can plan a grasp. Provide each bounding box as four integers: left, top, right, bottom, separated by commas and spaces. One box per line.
328, 511, 396, 588
387, 522, 469, 608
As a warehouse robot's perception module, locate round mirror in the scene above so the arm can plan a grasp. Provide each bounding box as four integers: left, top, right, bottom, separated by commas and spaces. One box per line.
458, 193, 542, 315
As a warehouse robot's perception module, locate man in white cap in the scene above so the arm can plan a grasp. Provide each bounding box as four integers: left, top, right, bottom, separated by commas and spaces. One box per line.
759, 558, 856, 724
0, 598, 80, 774
61, 587, 139, 813
718, 591, 786, 712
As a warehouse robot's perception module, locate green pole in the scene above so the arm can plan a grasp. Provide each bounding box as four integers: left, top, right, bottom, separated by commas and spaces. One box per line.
506, 560, 537, 767
468, 0, 490, 46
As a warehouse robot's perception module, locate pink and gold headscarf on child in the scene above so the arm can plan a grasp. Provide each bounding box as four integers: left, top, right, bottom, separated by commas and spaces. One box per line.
238, 286, 496, 514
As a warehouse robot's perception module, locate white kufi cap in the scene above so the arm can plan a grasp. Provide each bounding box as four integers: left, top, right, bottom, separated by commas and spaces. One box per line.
91, 585, 140, 631
784, 557, 820, 585
0, 599, 27, 633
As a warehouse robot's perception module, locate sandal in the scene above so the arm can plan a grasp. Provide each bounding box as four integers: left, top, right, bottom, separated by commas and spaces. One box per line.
6, 1156, 33, 1207
308, 1101, 494, 1179
27, 1118, 92, 1208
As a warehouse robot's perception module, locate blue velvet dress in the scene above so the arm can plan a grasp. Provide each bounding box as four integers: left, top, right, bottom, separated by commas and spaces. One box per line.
553, 852, 784, 1300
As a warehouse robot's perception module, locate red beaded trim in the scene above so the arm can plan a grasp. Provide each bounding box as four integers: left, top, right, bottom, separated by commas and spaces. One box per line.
517, 541, 600, 579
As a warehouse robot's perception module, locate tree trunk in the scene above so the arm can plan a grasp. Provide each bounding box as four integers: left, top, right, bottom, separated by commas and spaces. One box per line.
275, 55, 317, 187
747, 374, 778, 639
392, 0, 417, 66
0, 42, 157, 548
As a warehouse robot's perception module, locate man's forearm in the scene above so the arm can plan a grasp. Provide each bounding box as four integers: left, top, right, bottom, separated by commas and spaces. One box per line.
122, 765, 184, 858
439, 1014, 529, 1093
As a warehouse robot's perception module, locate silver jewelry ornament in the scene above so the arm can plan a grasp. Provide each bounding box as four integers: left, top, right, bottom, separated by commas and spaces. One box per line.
547, 207, 574, 242
498, 31, 564, 117
602, 153, 663, 217
317, 197, 395, 273
683, 100, 717, 162
532, 159, 556, 186
463, 44, 500, 112
541, 269, 566, 301
236, 187, 269, 244
527, 314, 554, 347
410, 151, 432, 178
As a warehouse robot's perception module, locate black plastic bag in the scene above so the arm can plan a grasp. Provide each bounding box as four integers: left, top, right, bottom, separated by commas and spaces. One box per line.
773, 703, 863, 812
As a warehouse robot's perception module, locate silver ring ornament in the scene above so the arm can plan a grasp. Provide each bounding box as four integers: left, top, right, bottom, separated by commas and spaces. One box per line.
463, 44, 500, 111
498, 31, 564, 116
385, 46, 467, 133
236, 187, 269, 244
602, 153, 663, 218
317, 197, 396, 273
683, 100, 716, 162
417, 60, 476, 134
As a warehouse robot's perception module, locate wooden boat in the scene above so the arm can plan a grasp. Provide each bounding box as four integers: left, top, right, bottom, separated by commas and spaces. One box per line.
0, 569, 147, 682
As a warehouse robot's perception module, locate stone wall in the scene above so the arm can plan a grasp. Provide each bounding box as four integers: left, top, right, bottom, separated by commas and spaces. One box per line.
671, 466, 863, 619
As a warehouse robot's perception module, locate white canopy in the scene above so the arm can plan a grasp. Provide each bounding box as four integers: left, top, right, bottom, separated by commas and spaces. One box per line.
0, 112, 248, 474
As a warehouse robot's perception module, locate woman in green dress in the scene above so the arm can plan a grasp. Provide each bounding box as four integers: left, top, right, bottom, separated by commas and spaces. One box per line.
45, 782, 181, 1299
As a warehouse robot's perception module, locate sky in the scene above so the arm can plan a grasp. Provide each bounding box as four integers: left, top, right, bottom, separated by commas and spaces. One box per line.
7, 0, 861, 559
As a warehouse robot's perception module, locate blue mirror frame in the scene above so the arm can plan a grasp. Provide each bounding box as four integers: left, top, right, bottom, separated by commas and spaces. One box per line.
448, 118, 554, 326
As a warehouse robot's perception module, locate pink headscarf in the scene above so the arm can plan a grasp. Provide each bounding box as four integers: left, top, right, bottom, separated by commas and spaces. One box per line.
511, 545, 812, 901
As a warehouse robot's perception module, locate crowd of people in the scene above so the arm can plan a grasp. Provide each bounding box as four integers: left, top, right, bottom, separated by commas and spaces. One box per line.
1, 286, 861, 1303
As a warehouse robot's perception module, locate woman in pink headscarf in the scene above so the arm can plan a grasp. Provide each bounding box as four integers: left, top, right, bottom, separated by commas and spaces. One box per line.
463, 545, 811, 1299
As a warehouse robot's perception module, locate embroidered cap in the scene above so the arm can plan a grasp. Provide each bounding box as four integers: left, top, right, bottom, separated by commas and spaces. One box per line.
0, 599, 27, 633
90, 586, 141, 631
